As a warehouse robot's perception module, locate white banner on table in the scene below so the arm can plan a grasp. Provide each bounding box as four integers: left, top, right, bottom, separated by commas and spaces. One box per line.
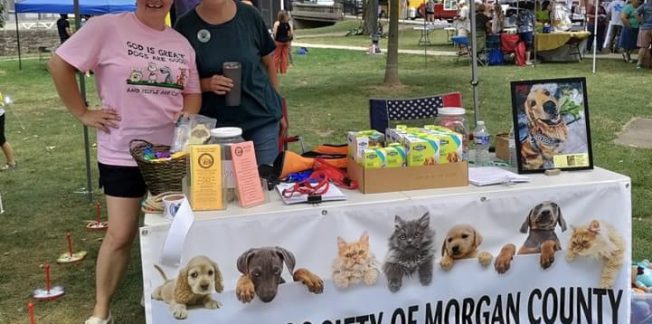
141, 177, 631, 323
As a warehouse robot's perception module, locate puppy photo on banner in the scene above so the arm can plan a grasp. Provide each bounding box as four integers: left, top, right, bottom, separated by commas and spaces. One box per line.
141, 180, 631, 323
510, 77, 594, 173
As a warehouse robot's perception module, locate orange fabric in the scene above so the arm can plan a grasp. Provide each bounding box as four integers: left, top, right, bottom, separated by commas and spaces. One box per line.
311, 144, 348, 155
274, 41, 290, 74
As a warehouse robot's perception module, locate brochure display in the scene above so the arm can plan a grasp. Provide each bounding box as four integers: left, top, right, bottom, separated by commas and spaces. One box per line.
141, 167, 631, 323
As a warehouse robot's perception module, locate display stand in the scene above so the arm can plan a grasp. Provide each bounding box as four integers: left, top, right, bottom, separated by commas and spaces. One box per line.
141, 167, 631, 323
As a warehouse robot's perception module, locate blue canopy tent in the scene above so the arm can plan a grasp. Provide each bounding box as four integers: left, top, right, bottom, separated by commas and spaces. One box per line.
15, 0, 135, 15
14, 0, 134, 201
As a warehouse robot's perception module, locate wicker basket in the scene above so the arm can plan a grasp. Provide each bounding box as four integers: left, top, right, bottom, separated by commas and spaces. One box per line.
129, 139, 187, 195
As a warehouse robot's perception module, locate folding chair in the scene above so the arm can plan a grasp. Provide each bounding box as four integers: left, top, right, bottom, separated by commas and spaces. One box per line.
369, 92, 463, 133
278, 98, 305, 153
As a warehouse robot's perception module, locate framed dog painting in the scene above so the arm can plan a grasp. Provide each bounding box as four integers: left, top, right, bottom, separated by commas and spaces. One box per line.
510, 77, 593, 174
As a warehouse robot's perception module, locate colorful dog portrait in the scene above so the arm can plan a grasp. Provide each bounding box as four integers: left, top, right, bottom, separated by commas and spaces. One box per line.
510, 77, 593, 173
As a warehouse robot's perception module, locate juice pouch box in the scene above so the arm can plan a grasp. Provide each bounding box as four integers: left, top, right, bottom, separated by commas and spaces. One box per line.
385, 145, 406, 168
406, 127, 427, 136
362, 148, 386, 169
404, 136, 439, 166
425, 125, 459, 134
386, 128, 407, 144
421, 132, 463, 164
347, 130, 385, 161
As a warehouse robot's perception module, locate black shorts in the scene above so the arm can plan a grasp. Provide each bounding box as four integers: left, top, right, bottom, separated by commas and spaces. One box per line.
98, 162, 147, 198
0, 114, 6, 146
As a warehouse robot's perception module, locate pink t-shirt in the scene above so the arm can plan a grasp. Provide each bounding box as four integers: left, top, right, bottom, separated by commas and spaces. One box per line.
56, 13, 200, 167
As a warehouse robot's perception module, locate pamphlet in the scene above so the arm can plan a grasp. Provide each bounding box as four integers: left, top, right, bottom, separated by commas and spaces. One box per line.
189, 144, 223, 210
231, 141, 265, 208
276, 182, 348, 205
468, 167, 531, 186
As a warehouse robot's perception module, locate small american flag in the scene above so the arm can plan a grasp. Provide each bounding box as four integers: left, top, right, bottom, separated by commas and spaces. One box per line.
386, 96, 443, 120
369, 93, 463, 133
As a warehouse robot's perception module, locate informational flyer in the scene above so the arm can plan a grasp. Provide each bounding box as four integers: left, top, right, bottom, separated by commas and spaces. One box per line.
230, 141, 265, 208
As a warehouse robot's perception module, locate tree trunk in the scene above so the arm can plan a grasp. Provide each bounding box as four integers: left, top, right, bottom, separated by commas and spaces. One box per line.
383, 0, 401, 86
363, 0, 375, 35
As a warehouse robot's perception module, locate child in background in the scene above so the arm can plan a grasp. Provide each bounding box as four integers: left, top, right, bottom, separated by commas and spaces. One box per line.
0, 92, 17, 171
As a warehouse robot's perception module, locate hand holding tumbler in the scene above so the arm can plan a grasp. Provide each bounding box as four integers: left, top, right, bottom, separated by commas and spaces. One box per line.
223, 62, 241, 107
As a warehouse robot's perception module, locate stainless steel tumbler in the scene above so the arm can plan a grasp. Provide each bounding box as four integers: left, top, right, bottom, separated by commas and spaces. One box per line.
223, 62, 241, 107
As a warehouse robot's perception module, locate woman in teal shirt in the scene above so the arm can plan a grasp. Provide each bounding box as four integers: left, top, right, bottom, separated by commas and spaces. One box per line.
175, 0, 284, 166
619, 0, 641, 63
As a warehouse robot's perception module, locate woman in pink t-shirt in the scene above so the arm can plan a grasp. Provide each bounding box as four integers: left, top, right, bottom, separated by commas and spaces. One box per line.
48, 0, 201, 322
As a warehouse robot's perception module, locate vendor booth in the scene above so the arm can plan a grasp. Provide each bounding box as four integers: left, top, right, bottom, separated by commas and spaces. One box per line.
140, 167, 631, 323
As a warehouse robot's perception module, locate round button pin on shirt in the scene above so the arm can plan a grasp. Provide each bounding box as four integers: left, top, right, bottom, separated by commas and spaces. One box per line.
197, 29, 211, 43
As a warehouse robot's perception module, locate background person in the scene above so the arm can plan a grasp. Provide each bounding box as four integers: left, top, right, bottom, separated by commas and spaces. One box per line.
475, 4, 491, 53
174, 0, 284, 166
587, 0, 608, 52
454, 0, 470, 54
273, 10, 293, 74
620, 0, 641, 63
516, 2, 535, 65
635, 0, 652, 69
425, 0, 435, 24
56, 14, 71, 44
491, 2, 504, 34
604, 0, 626, 53
0, 92, 17, 171
48, 0, 201, 322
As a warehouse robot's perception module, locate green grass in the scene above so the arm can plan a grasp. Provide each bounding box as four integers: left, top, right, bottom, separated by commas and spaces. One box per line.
1, 25, 651, 323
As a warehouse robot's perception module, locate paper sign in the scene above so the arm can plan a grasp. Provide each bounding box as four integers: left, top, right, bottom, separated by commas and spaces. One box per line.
230, 141, 265, 208
189, 145, 224, 210
160, 197, 194, 266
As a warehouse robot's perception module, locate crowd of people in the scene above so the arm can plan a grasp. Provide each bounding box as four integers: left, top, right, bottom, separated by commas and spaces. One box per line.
451, 0, 652, 68
573, 0, 651, 69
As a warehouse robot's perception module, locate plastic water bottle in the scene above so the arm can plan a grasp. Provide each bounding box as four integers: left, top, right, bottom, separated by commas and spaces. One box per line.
473, 121, 490, 166
508, 127, 517, 167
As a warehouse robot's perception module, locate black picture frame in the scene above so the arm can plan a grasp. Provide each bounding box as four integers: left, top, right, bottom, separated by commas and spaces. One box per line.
510, 77, 594, 174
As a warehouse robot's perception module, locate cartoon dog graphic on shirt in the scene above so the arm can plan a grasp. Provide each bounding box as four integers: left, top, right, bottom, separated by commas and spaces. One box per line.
147, 62, 158, 83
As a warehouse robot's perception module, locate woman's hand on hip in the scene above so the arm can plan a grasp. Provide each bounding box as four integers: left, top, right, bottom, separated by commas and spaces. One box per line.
202, 75, 233, 95
79, 108, 120, 133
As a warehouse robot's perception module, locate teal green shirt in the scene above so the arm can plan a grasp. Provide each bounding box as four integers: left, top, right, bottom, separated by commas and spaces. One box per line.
622, 4, 640, 28
174, 2, 282, 131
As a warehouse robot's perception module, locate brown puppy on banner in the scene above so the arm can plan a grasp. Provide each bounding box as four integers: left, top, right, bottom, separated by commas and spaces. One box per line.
235, 247, 324, 303
152, 255, 224, 320
520, 87, 569, 170
440, 224, 493, 271
495, 201, 567, 273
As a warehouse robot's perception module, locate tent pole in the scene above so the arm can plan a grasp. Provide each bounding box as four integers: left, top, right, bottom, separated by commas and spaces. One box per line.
423, 0, 427, 67
591, 0, 598, 74
533, 0, 537, 67
470, 0, 479, 127
15, 11, 21, 70
73, 0, 93, 202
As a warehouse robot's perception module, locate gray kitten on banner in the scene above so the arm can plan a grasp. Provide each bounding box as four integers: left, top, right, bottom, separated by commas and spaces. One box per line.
383, 212, 435, 292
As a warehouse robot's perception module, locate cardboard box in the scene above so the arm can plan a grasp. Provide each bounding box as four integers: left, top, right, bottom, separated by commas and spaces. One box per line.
495, 133, 510, 161
348, 158, 469, 194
